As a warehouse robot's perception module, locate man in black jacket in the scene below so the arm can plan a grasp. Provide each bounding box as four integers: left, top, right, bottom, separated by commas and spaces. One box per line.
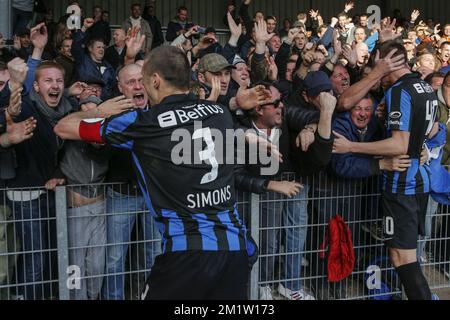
143, 1, 164, 49
86, 5, 111, 46
0, 84, 37, 300
55, 38, 76, 86
235, 75, 335, 300
104, 29, 144, 72
6, 58, 78, 300
165, 6, 195, 43
100, 64, 160, 300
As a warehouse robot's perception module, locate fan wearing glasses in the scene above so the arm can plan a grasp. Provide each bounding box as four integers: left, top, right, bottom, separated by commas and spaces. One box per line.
235, 77, 335, 300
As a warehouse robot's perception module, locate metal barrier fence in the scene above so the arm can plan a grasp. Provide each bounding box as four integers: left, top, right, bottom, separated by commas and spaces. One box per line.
0, 171, 449, 300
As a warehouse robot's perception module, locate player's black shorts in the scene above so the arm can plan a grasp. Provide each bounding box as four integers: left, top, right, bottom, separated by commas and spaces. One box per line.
382, 191, 428, 250
141, 250, 249, 300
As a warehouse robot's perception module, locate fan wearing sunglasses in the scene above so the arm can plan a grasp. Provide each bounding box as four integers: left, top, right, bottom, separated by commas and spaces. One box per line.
235, 79, 335, 300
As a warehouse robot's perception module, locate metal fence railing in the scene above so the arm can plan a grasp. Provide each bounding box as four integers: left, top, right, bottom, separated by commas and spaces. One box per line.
1, 171, 449, 300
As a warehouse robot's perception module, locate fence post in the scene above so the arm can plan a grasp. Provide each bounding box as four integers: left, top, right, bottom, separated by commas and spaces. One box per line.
249, 193, 260, 300
55, 186, 70, 300
0, 0, 12, 38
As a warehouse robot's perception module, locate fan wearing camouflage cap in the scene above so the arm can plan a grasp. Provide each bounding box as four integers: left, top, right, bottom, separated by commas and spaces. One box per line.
196, 52, 270, 120
197, 52, 236, 103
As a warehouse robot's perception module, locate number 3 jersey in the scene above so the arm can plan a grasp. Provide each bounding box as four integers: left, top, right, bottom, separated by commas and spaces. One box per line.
383, 72, 438, 195
79, 93, 247, 253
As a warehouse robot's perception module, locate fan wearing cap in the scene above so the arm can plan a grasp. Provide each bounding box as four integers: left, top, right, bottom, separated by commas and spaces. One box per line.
229, 55, 250, 91
196, 53, 275, 121
302, 71, 335, 108
197, 53, 235, 103
76, 75, 105, 101
197, 27, 223, 58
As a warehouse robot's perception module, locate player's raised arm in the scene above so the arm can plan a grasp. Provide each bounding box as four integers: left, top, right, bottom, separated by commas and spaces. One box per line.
54, 95, 135, 141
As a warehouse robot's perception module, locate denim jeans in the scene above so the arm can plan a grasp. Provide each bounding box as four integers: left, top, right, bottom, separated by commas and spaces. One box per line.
10, 194, 56, 300
417, 196, 439, 261
259, 192, 282, 285
68, 200, 106, 300
281, 185, 309, 291
102, 188, 161, 300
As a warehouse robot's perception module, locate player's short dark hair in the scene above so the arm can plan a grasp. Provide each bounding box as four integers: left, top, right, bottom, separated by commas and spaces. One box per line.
378, 40, 407, 63
266, 16, 277, 22
131, 3, 141, 9
143, 46, 190, 90
177, 6, 188, 13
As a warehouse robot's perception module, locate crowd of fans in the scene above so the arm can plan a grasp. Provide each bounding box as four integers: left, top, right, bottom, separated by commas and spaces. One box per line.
0, 0, 450, 300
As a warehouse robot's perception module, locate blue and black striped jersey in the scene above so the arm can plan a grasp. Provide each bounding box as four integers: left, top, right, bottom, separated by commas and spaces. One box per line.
85, 93, 247, 253
383, 73, 438, 195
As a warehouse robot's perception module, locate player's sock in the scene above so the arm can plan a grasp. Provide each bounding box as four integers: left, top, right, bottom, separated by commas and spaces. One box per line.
395, 261, 432, 300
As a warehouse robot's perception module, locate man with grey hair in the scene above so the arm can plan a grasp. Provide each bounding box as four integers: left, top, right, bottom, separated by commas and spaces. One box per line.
101, 63, 160, 300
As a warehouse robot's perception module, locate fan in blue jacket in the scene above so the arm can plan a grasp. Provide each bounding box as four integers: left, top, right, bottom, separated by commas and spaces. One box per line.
71, 27, 116, 101
330, 95, 385, 178
425, 123, 450, 204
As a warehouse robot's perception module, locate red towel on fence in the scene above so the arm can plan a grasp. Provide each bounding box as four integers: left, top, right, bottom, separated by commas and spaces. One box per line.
319, 214, 355, 282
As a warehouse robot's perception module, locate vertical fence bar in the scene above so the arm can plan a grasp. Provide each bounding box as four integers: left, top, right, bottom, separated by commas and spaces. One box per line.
249, 193, 260, 300
55, 186, 70, 300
